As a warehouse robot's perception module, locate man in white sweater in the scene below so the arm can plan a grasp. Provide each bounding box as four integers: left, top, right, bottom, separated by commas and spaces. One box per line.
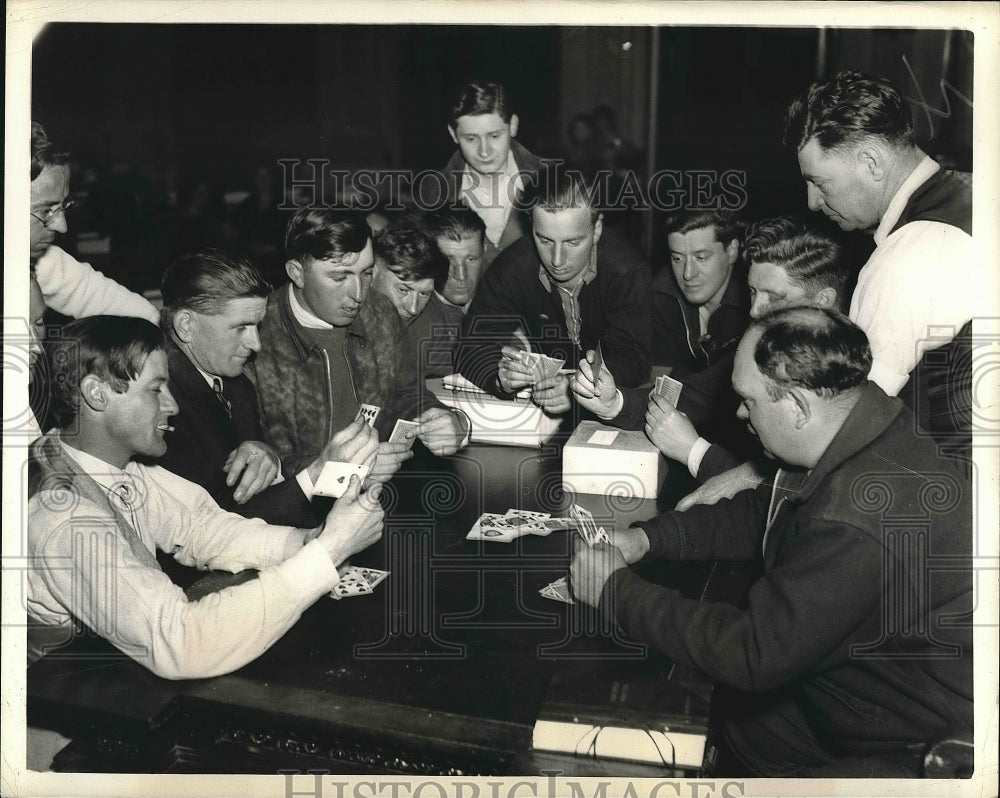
30, 121, 158, 323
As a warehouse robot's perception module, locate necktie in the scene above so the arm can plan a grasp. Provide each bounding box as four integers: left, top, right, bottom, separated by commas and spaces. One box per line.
213, 377, 232, 418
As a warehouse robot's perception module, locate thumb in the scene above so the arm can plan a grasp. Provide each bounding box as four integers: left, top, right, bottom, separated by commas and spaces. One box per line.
341, 473, 362, 502
360, 482, 383, 510
675, 492, 697, 512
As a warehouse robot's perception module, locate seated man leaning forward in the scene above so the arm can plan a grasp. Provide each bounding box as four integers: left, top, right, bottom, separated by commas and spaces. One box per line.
456, 165, 652, 414
574, 216, 849, 484
156, 250, 380, 527
571, 307, 972, 777
370, 215, 457, 380
27, 316, 384, 678
249, 209, 469, 478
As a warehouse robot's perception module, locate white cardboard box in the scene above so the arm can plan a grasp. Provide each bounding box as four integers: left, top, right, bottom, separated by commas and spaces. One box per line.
562, 421, 664, 499
427, 377, 562, 448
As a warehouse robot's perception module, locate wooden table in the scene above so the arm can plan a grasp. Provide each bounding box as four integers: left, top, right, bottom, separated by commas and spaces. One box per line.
27, 439, 750, 775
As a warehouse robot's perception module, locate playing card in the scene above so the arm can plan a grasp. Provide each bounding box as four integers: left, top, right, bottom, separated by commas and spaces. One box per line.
389, 418, 420, 447
540, 576, 575, 604
570, 504, 611, 547
535, 354, 566, 380
655, 375, 683, 408
313, 460, 372, 498
357, 403, 381, 428
329, 568, 375, 599
590, 342, 604, 379
346, 565, 390, 589
466, 512, 524, 543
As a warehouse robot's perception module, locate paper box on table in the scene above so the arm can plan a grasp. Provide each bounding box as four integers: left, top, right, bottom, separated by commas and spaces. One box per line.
428, 376, 562, 448
562, 421, 664, 499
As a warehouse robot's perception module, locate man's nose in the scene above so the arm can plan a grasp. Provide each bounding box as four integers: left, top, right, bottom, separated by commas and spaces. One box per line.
161, 385, 180, 415
552, 242, 566, 268
49, 210, 69, 234
405, 294, 421, 315
477, 138, 491, 159
451, 261, 467, 281
806, 184, 824, 212
244, 326, 262, 352
749, 295, 768, 319
736, 401, 749, 421
682, 259, 697, 281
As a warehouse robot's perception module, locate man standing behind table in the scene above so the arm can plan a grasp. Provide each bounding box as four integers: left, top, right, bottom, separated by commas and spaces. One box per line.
428, 79, 545, 269
155, 250, 380, 527
248, 209, 469, 480
571, 308, 972, 777
370, 215, 456, 379
785, 70, 979, 467
27, 315, 384, 678
456, 166, 652, 415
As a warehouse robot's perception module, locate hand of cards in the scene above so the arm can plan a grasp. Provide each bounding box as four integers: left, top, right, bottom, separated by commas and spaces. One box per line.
329, 565, 390, 599
465, 509, 572, 543
652, 374, 683, 407
539, 575, 574, 604
517, 349, 567, 383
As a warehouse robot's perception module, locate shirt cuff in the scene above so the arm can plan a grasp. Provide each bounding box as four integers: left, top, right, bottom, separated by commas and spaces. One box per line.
687, 437, 712, 478
452, 408, 473, 447
296, 468, 315, 500
597, 389, 625, 421
868, 360, 909, 397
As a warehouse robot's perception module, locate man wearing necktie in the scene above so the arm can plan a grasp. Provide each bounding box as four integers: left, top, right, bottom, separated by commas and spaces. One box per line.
570, 308, 972, 777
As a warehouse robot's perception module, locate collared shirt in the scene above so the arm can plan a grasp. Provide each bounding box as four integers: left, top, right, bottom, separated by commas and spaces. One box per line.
460, 152, 525, 248
288, 283, 334, 330
435, 291, 471, 315
537, 248, 599, 347
873, 155, 940, 246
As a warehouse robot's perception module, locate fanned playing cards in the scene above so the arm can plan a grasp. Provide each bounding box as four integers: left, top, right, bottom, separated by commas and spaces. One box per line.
329, 565, 390, 600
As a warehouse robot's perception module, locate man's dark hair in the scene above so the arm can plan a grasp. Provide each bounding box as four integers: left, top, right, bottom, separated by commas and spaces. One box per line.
783, 70, 915, 154
750, 307, 872, 401
285, 209, 371, 265
742, 216, 848, 306
373, 216, 448, 284
427, 207, 486, 245
31, 121, 71, 181
160, 250, 272, 333
449, 80, 512, 128
664, 209, 743, 247
48, 316, 165, 429
521, 165, 600, 222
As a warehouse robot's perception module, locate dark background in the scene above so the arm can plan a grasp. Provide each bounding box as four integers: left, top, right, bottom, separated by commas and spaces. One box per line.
31, 23, 974, 292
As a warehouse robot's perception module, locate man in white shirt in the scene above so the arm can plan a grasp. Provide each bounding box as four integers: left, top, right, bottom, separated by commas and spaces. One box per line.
784, 70, 978, 465
28, 315, 384, 679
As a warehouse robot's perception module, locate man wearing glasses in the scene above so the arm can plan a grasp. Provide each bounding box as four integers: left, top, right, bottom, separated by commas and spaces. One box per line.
30, 121, 157, 323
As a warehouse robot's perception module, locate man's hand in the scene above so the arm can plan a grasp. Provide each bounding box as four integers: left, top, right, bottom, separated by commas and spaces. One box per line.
570, 350, 619, 417
497, 345, 536, 393
569, 540, 629, 609
316, 475, 384, 568
306, 417, 379, 484
224, 441, 281, 504
416, 407, 467, 456
365, 441, 413, 487
645, 394, 699, 463
608, 526, 650, 565
675, 460, 766, 512
532, 374, 571, 414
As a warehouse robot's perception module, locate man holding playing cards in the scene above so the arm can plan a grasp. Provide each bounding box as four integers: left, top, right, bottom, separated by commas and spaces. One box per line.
250, 209, 469, 484
156, 250, 381, 527
456, 165, 651, 413
570, 307, 972, 777
27, 315, 385, 678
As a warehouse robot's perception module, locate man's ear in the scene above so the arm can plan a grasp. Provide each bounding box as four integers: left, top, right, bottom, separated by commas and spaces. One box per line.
592, 213, 604, 246
173, 309, 195, 344
508, 114, 519, 138
814, 286, 838, 309
286, 258, 306, 289
447, 125, 459, 145
788, 388, 812, 430
80, 374, 110, 413
856, 143, 886, 182
725, 237, 740, 265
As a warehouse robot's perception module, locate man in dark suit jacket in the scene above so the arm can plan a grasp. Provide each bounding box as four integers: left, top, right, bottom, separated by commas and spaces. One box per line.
156, 251, 379, 528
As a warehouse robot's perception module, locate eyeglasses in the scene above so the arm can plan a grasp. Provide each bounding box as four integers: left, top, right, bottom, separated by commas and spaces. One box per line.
30, 198, 77, 227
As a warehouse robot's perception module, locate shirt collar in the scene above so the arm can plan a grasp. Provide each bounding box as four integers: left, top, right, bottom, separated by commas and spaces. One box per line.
58, 438, 139, 495
874, 155, 940, 245
288, 283, 334, 330
434, 291, 470, 314
460, 150, 520, 195
537, 247, 599, 295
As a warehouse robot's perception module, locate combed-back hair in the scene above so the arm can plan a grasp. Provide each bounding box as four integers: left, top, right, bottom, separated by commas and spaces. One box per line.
284, 208, 371, 264
449, 80, 512, 127
743, 216, 848, 303
160, 250, 271, 333
783, 70, 915, 153
48, 316, 165, 429
521, 164, 600, 222
31, 121, 71, 181
750, 307, 872, 401
373, 216, 448, 284
664, 209, 743, 247
426, 207, 486, 244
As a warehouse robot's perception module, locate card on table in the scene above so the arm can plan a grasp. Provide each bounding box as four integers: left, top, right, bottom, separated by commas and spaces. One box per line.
329, 568, 375, 599
313, 460, 372, 498
357, 403, 381, 428
389, 418, 420, 447
540, 575, 575, 604
466, 512, 524, 543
